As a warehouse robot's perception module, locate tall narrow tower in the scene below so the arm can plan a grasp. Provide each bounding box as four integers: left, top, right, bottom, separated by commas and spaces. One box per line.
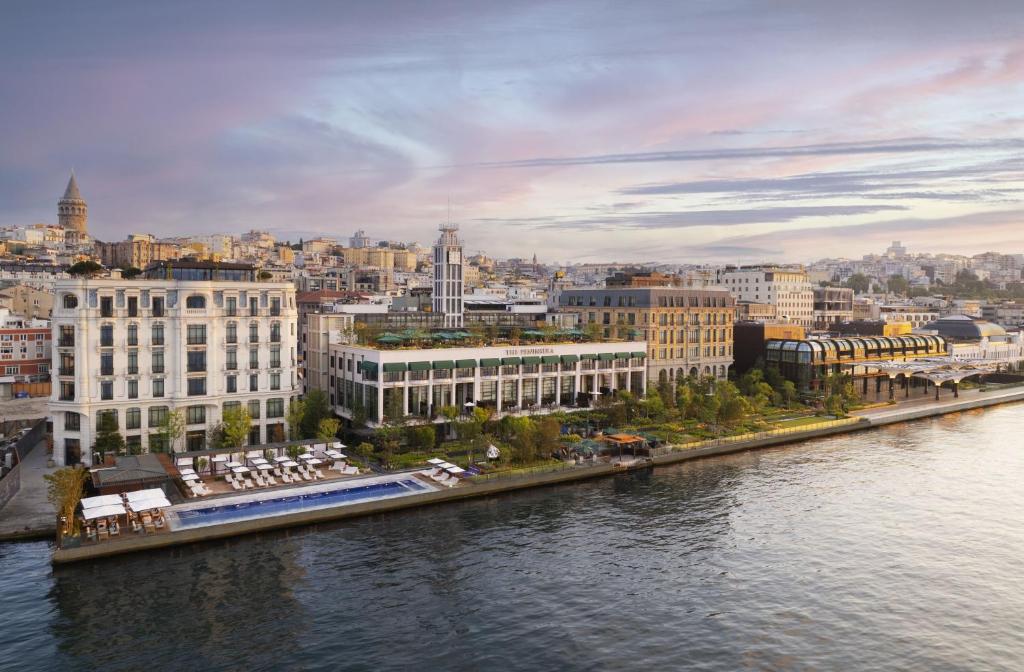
58, 172, 88, 239
432, 223, 464, 328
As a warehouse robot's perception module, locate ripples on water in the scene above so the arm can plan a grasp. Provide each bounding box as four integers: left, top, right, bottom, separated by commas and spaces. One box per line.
3, 405, 1024, 671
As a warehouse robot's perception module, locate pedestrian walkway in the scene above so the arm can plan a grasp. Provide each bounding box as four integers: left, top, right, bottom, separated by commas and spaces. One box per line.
854, 385, 1024, 424
0, 439, 56, 540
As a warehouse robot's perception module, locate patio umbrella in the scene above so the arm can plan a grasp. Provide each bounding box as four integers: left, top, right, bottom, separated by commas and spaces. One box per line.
81, 494, 122, 509
427, 457, 445, 465
82, 503, 127, 519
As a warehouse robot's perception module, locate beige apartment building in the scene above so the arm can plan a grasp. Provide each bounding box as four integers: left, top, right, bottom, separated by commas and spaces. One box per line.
559, 287, 736, 382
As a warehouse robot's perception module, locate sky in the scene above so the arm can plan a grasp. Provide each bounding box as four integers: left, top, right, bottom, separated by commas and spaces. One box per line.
1, 1, 1023, 264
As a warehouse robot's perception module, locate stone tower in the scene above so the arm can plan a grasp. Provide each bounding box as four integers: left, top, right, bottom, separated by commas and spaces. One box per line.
58, 172, 88, 238
432, 223, 464, 328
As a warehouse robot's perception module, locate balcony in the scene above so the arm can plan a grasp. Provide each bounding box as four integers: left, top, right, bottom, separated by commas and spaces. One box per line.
58, 338, 75, 348
58, 367, 75, 376
185, 309, 206, 316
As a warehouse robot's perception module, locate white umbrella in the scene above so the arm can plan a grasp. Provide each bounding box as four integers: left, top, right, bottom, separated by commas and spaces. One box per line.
298, 453, 314, 460
82, 503, 126, 519
81, 494, 122, 509
211, 455, 229, 462
439, 462, 456, 469
427, 457, 445, 465
246, 449, 262, 458
125, 488, 166, 504
306, 458, 323, 466
232, 466, 251, 474
273, 456, 291, 463
255, 463, 273, 471
175, 457, 194, 467
445, 466, 466, 474
181, 473, 199, 481
250, 457, 269, 465
225, 461, 243, 468
179, 467, 196, 475
129, 497, 171, 512
281, 460, 299, 468
331, 441, 346, 449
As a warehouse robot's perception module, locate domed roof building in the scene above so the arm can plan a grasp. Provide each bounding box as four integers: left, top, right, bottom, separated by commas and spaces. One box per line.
921, 314, 1006, 341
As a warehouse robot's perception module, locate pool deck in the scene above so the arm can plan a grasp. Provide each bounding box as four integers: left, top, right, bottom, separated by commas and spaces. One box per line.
51, 384, 1024, 565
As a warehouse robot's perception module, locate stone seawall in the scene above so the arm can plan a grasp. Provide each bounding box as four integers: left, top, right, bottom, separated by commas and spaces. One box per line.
52, 387, 1024, 565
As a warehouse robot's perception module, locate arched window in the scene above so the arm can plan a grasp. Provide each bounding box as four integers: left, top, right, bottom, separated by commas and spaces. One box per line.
62, 294, 78, 309
186, 295, 206, 309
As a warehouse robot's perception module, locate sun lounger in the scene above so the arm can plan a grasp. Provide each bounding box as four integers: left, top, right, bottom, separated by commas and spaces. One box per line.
280, 472, 292, 483
265, 474, 277, 485
230, 478, 243, 491
273, 468, 283, 477
254, 474, 266, 487
244, 478, 255, 488
315, 469, 325, 479
342, 465, 359, 475
131, 519, 142, 533
155, 515, 165, 529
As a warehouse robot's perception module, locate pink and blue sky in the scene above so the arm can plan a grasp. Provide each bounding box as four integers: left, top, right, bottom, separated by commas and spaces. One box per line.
2, 1, 1023, 263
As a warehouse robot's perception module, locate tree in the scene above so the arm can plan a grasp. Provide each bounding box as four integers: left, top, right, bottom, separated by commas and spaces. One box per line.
472, 405, 494, 434
158, 409, 186, 454
510, 417, 539, 464
405, 424, 436, 452
844, 273, 871, 294
221, 406, 252, 449
286, 399, 306, 440
440, 405, 459, 439
355, 442, 375, 460
93, 412, 125, 457
300, 390, 331, 438
316, 417, 341, 442
119, 266, 143, 279
44, 466, 89, 537
258, 270, 273, 281
887, 274, 909, 295
67, 260, 103, 277
536, 417, 561, 457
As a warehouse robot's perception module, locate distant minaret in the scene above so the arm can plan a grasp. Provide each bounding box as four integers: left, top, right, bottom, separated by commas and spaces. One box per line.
58, 172, 88, 240
432, 223, 464, 328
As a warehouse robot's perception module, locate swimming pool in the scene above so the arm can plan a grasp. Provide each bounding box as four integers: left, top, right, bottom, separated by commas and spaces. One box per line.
171, 479, 429, 530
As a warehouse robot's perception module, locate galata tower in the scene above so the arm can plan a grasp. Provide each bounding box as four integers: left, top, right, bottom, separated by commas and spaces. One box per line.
58, 172, 88, 237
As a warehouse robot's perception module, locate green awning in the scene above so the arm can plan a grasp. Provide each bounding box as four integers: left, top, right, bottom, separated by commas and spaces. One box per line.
382, 362, 407, 373
409, 361, 431, 371
501, 356, 521, 365
522, 356, 541, 365
560, 355, 579, 364
598, 353, 614, 361
631, 351, 646, 358
479, 358, 500, 367
541, 355, 559, 364
457, 358, 478, 368
614, 352, 630, 359
580, 354, 597, 360
358, 361, 378, 374
432, 360, 455, 370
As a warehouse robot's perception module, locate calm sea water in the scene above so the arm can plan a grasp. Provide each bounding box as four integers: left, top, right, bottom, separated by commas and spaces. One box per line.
3, 405, 1024, 671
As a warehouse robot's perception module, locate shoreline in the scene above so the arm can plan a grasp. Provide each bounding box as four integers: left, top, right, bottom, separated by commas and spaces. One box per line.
47, 385, 1024, 564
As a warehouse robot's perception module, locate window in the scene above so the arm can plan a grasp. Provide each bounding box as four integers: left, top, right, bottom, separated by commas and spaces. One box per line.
127, 379, 138, 399
127, 296, 138, 317
101, 381, 113, 400
187, 350, 206, 373
186, 431, 206, 452
59, 325, 74, 347
152, 351, 165, 374
270, 346, 281, 368
96, 410, 118, 431
186, 406, 206, 425
100, 324, 114, 347
249, 297, 258, 315
127, 350, 138, 375
59, 381, 75, 401
126, 408, 141, 430
226, 349, 237, 370
153, 379, 164, 397
249, 322, 259, 343
149, 406, 168, 427
270, 322, 281, 342
149, 434, 168, 453
227, 375, 237, 393
100, 296, 113, 317
100, 352, 113, 376
62, 294, 78, 309
186, 295, 206, 309
152, 322, 165, 346
127, 323, 138, 346
226, 296, 237, 316
248, 399, 261, 419
248, 426, 261, 446
270, 372, 280, 390
226, 322, 237, 343
187, 377, 207, 396
249, 348, 259, 369
250, 373, 258, 391
64, 412, 80, 431
267, 398, 284, 418
187, 324, 206, 345
152, 296, 164, 317
271, 297, 281, 316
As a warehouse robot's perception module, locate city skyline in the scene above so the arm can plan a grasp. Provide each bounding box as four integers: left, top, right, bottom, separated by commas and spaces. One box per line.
2, 2, 1023, 263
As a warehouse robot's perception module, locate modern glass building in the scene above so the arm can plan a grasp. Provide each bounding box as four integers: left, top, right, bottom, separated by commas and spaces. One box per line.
764, 335, 947, 392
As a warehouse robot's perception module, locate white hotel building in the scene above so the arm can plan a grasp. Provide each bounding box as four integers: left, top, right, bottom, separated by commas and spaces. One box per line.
326, 341, 648, 427
49, 262, 298, 466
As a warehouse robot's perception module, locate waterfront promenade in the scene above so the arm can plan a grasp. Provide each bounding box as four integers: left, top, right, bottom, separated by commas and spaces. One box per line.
0, 438, 56, 541
49, 382, 1024, 564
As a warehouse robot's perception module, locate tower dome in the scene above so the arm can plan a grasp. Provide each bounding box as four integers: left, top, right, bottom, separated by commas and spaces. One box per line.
58, 172, 88, 236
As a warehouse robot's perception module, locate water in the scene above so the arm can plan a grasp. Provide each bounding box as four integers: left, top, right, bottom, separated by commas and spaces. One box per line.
3, 404, 1024, 671
172, 478, 429, 530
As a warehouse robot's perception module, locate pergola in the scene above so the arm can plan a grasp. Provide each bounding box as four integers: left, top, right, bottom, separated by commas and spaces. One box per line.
844, 357, 998, 401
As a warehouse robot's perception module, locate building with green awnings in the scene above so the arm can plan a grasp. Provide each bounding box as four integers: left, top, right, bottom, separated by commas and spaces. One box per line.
321, 339, 648, 428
